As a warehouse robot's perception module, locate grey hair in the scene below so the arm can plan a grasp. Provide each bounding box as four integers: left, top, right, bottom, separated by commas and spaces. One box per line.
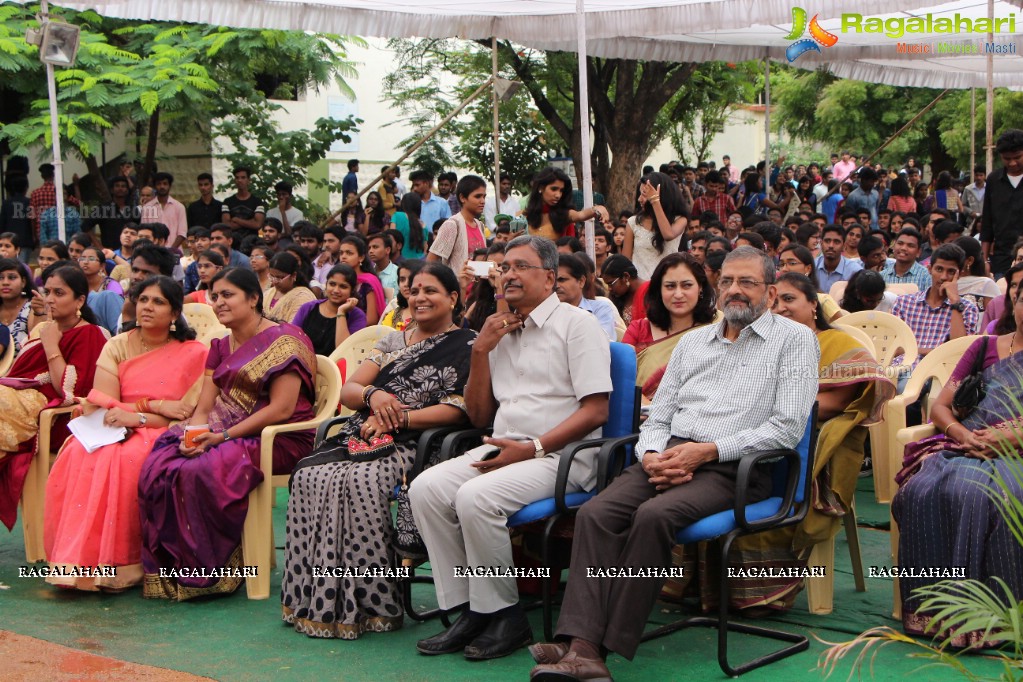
723, 244, 776, 284
506, 235, 559, 275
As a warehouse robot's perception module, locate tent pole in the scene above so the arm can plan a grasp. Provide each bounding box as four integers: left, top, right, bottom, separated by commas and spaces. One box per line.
970, 88, 976, 173
320, 78, 494, 228
577, 0, 595, 260
763, 55, 770, 191
41, 0, 67, 244
491, 36, 502, 230
985, 0, 994, 174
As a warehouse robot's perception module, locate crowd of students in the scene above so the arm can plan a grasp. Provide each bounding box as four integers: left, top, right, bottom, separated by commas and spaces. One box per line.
0, 130, 1021, 681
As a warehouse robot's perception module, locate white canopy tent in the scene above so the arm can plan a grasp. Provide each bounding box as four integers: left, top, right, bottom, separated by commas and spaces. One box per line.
19, 0, 1023, 248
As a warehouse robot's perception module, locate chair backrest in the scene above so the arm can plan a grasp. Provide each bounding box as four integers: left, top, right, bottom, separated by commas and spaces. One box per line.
832, 324, 877, 360
604, 342, 639, 440
312, 354, 343, 421
839, 310, 919, 368
0, 338, 15, 377
772, 404, 819, 504
886, 283, 919, 296
182, 303, 226, 341
903, 335, 980, 413
828, 280, 848, 303
200, 327, 230, 346
328, 325, 392, 382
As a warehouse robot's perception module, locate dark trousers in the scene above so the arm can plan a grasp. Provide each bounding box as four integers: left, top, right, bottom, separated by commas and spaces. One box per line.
555, 445, 772, 659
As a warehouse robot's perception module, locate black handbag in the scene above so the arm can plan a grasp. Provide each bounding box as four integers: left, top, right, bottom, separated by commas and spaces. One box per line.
951, 336, 988, 419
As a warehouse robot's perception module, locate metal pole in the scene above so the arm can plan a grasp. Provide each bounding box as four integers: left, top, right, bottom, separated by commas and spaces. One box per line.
576, 0, 595, 261
970, 87, 976, 174
41, 0, 66, 243
763, 55, 771, 192
491, 37, 502, 232
985, 0, 994, 174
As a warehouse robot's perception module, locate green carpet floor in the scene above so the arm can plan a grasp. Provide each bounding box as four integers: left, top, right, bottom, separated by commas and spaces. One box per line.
0, 481, 1007, 681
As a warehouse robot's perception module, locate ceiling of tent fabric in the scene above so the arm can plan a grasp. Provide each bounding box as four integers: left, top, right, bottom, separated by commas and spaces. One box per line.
20, 0, 1023, 88
23, 0, 954, 41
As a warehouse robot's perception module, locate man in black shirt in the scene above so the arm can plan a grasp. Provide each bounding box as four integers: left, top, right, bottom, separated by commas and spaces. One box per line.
0, 174, 32, 261
94, 175, 140, 249
220, 166, 265, 249
187, 172, 223, 229
981, 129, 1023, 277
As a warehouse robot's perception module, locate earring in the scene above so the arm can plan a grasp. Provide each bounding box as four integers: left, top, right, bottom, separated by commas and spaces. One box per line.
76, 307, 82, 318
170, 321, 177, 332
450, 304, 455, 310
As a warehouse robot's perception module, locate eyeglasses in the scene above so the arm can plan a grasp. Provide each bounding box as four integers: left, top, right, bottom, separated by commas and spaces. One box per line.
77, 256, 101, 263
269, 273, 293, 282
718, 277, 767, 291
250, 254, 268, 260
498, 262, 546, 274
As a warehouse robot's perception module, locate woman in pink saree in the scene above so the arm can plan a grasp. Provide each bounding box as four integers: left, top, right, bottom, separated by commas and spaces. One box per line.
138, 268, 316, 600
44, 276, 208, 591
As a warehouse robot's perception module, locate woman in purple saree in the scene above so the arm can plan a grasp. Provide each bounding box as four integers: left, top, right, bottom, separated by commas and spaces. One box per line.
139, 268, 317, 600
892, 288, 1023, 647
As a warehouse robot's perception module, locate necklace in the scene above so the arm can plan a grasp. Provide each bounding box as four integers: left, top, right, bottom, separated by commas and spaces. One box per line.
667, 320, 695, 335
406, 322, 457, 345
1011, 332, 1021, 356
139, 332, 170, 354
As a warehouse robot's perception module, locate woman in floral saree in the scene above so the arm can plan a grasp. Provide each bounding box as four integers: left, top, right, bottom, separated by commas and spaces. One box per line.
892, 287, 1023, 647
282, 263, 474, 639
139, 268, 317, 600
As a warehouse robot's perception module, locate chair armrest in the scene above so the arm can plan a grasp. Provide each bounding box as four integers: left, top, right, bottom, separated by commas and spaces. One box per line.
314, 414, 353, 448
40, 405, 75, 431
595, 434, 640, 491
437, 427, 491, 464
734, 449, 800, 532
896, 424, 938, 447
553, 437, 614, 515
411, 426, 466, 480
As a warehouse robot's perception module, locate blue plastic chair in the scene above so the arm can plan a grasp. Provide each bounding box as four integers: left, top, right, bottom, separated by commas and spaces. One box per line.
632, 404, 820, 677
419, 342, 639, 639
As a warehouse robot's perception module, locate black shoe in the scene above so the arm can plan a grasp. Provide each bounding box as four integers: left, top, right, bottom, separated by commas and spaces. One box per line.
416, 611, 491, 655
463, 610, 533, 660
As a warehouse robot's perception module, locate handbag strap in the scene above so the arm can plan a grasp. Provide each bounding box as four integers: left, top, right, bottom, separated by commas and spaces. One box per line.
971, 336, 988, 377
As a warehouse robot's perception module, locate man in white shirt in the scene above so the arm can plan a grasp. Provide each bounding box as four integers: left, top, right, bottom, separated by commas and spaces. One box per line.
411, 235, 611, 662
265, 181, 304, 237
483, 173, 521, 230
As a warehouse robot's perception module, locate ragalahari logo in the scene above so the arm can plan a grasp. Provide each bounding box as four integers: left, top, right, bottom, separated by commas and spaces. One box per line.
785, 7, 839, 62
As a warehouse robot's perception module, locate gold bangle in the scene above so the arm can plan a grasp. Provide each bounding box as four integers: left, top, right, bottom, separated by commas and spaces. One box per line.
943, 422, 957, 438
46, 352, 61, 363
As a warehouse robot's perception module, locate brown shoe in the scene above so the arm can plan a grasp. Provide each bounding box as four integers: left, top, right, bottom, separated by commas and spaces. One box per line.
530, 652, 614, 682
528, 641, 569, 664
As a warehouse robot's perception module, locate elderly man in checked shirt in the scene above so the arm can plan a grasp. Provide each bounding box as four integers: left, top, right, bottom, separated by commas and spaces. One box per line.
529, 246, 819, 682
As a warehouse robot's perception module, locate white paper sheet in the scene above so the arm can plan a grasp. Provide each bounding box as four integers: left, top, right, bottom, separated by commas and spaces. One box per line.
67, 409, 127, 453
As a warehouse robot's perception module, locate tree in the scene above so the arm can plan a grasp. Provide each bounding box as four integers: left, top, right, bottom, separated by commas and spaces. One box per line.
668, 62, 759, 166
0, 3, 360, 211
772, 67, 1023, 175
384, 38, 752, 215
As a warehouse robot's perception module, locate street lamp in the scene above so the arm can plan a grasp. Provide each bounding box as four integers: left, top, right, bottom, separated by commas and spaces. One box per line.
25, 1, 80, 243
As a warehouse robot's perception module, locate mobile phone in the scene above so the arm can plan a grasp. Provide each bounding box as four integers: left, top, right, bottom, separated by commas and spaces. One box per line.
468, 260, 495, 277
467, 443, 500, 461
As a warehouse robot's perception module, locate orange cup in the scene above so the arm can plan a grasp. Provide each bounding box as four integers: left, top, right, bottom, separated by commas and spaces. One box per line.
184, 424, 209, 448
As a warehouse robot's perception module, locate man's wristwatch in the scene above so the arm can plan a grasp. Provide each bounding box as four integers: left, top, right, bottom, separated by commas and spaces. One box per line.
950, 301, 966, 312
532, 438, 546, 459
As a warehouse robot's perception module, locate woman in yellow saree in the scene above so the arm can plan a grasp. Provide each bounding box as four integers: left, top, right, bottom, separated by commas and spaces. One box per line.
621, 252, 718, 400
